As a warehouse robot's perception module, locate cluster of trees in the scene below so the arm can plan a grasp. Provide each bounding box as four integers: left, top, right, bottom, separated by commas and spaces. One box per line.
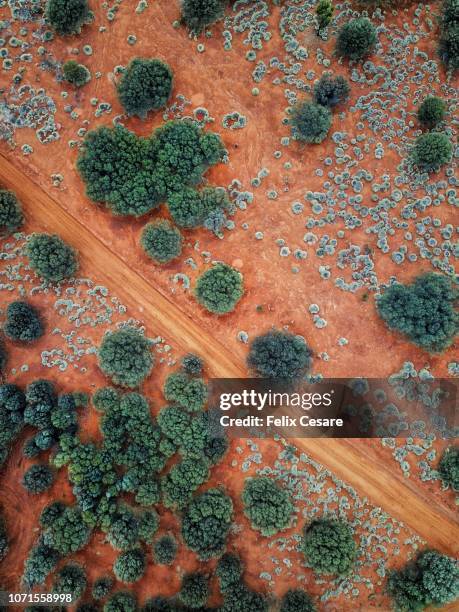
179, 571, 209, 608
117, 58, 173, 119
387, 549, 459, 610
45, 0, 90, 36
302, 519, 357, 575
98, 327, 154, 388
0, 189, 23, 236
26, 233, 78, 282
376, 273, 458, 353
181, 0, 226, 34
53, 563, 87, 601
247, 329, 312, 379
438, 0, 459, 72
216, 552, 269, 611
438, 445, 458, 490
3, 300, 43, 343
63, 60, 91, 87
194, 263, 244, 315
242, 476, 294, 536
280, 589, 316, 612
0, 383, 26, 467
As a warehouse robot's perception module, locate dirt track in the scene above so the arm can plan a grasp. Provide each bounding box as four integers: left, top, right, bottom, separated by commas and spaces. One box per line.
1, 152, 457, 559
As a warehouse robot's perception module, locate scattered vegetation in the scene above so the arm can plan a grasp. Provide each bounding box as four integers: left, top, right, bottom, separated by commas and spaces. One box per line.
117, 58, 173, 119
98, 327, 154, 388
242, 476, 294, 536
181, 0, 226, 34
0, 189, 23, 237
280, 589, 316, 612
336, 18, 377, 60
417, 96, 446, 129
247, 329, 312, 379
179, 572, 209, 608
438, 446, 458, 491
141, 220, 182, 264
22, 464, 54, 494
3, 301, 44, 343
63, 60, 91, 87
313, 75, 350, 107
290, 100, 332, 144
25, 233, 78, 282
302, 519, 357, 575
411, 132, 452, 172
194, 263, 244, 314
45, 0, 90, 36
376, 272, 458, 353
153, 534, 177, 565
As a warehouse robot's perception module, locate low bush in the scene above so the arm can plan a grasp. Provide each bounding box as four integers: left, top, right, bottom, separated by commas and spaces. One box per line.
0, 190, 23, 236
417, 96, 446, 129
290, 100, 332, 143
63, 60, 91, 87
4, 301, 43, 343
179, 572, 209, 608
113, 547, 146, 583
313, 75, 350, 107
153, 535, 177, 565
336, 18, 377, 60
181, 0, 226, 34
194, 263, 244, 314
98, 327, 154, 388
411, 132, 452, 172
141, 220, 182, 264
247, 329, 312, 379
117, 58, 173, 119
22, 464, 54, 494
438, 446, 458, 490
302, 519, 356, 575
280, 589, 316, 612
45, 0, 90, 35
242, 476, 294, 536
53, 563, 87, 600
26, 233, 78, 282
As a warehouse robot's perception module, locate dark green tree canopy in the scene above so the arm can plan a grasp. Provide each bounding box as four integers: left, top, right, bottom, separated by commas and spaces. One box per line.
26, 233, 78, 282
316, 0, 333, 32
280, 589, 316, 612
39, 501, 66, 528
113, 547, 146, 583
53, 563, 87, 600
45, 0, 90, 35
22, 464, 54, 494
247, 329, 312, 379
242, 476, 294, 536
0, 189, 23, 236
98, 327, 154, 388
0, 512, 8, 561
163, 371, 208, 412
43, 505, 91, 555
104, 591, 138, 612
92, 576, 114, 600
194, 263, 244, 314
162, 456, 210, 509
336, 18, 377, 60
117, 58, 173, 119
438, 0, 459, 71
181, 353, 203, 375
411, 132, 453, 172
417, 97, 446, 129
438, 446, 458, 491
181, 0, 226, 34
302, 519, 357, 575
290, 100, 332, 144
4, 301, 44, 343
141, 220, 182, 264
167, 186, 231, 231
179, 572, 209, 608
216, 553, 243, 593
63, 60, 91, 87
153, 534, 177, 565
376, 273, 458, 353
313, 75, 350, 107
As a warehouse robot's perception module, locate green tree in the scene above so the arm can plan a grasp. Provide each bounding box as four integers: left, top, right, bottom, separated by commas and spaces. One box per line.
216, 553, 243, 593
168, 186, 230, 230
302, 519, 356, 575
417, 97, 446, 129
113, 547, 146, 583
92, 576, 114, 600
242, 476, 293, 536
107, 505, 140, 550
247, 329, 312, 379
376, 273, 458, 353
313, 74, 350, 107
22, 537, 60, 588
438, 0, 459, 71
98, 327, 154, 388
336, 18, 377, 60
179, 572, 209, 608
0, 512, 8, 561
53, 563, 87, 600
0, 383, 26, 466
411, 132, 452, 172
0, 189, 23, 236
63, 60, 91, 87
221, 585, 268, 612
280, 589, 316, 612
181, 353, 203, 375
181, 0, 226, 34
117, 58, 173, 119
163, 371, 208, 412
153, 535, 177, 565
4, 301, 44, 343
39, 501, 65, 528
26, 233, 78, 282
316, 0, 333, 32
162, 456, 210, 509
290, 101, 332, 144
194, 263, 244, 314
43, 505, 91, 554
104, 591, 137, 612
141, 220, 182, 264
45, 0, 90, 35
22, 464, 54, 494
438, 446, 458, 491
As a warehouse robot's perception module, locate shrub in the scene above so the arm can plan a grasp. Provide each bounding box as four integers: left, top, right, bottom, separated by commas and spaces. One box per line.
247, 329, 312, 379
113, 547, 146, 583
0, 513, 8, 561
104, 591, 137, 612
194, 263, 244, 314
163, 371, 207, 412
336, 18, 377, 60
22, 464, 54, 494
4, 301, 43, 342
417, 97, 446, 129
216, 553, 243, 593
376, 273, 458, 353
39, 501, 65, 528
411, 132, 452, 172
43, 506, 91, 554
117, 58, 173, 119
438, 446, 458, 491
26, 233, 78, 281
53, 563, 87, 600
316, 0, 333, 32
181, 353, 203, 375
93, 576, 114, 600
63, 60, 91, 87
242, 477, 293, 536
162, 456, 209, 509
179, 572, 209, 608
181, 0, 226, 34
98, 327, 154, 388
77, 125, 161, 217
141, 220, 182, 264
280, 589, 316, 612
313, 75, 350, 108
290, 101, 332, 144
387, 549, 459, 610
153, 535, 177, 565
0, 190, 23, 236
45, 0, 90, 35
302, 519, 356, 575
181, 488, 233, 559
